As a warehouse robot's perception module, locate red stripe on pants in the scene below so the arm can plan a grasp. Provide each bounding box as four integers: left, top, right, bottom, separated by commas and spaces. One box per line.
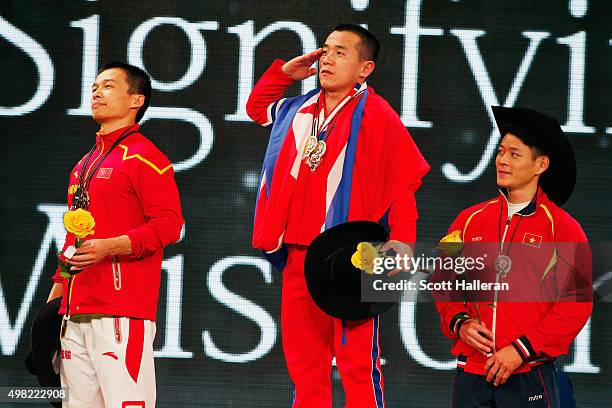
126, 319, 144, 383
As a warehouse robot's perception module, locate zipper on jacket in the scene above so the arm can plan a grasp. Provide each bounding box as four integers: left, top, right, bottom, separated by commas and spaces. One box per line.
111, 256, 122, 290
492, 216, 512, 353
61, 275, 76, 338
499, 216, 512, 253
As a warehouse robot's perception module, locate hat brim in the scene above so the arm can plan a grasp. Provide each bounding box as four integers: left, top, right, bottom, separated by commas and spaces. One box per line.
492, 106, 576, 206
305, 221, 395, 320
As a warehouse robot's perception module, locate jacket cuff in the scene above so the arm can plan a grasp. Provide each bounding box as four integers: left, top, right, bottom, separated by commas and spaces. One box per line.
511, 336, 536, 361
125, 231, 141, 258
450, 312, 470, 335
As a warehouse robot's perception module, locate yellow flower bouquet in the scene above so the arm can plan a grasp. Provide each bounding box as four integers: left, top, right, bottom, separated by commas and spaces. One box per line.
350, 242, 381, 274
438, 229, 464, 257
57, 208, 95, 278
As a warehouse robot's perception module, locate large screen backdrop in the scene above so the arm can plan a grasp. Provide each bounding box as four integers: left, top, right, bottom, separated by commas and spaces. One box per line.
1, 1, 611, 406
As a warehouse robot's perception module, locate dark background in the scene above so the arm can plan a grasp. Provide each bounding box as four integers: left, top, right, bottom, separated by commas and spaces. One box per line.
1, 1, 611, 406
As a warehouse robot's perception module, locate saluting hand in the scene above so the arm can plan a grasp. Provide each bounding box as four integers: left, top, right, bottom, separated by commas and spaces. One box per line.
282, 48, 324, 81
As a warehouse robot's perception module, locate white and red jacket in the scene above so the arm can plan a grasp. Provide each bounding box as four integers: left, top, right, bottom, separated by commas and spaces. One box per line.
436, 188, 592, 375
53, 124, 183, 321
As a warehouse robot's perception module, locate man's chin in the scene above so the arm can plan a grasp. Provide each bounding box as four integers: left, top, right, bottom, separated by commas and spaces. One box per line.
319, 79, 333, 90
496, 178, 511, 188
91, 113, 105, 124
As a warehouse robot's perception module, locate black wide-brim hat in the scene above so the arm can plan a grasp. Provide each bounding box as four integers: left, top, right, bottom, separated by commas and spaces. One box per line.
492, 106, 576, 206
25, 297, 62, 399
305, 221, 396, 320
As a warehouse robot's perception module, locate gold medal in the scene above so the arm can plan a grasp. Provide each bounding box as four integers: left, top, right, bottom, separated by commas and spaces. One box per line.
304, 136, 318, 159
305, 140, 327, 171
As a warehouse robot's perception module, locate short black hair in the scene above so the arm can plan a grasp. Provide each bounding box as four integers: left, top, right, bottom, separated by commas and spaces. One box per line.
332, 24, 380, 62
97, 61, 152, 122
499, 123, 547, 160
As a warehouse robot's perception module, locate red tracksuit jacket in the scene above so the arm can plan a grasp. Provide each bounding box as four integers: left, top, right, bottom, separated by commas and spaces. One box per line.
53, 124, 184, 321
436, 188, 592, 375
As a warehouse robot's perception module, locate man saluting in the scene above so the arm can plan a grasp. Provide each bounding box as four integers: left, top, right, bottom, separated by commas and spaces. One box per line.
247, 24, 429, 407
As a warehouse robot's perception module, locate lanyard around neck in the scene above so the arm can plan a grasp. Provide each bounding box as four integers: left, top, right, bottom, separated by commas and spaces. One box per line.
311, 88, 365, 142
72, 126, 137, 209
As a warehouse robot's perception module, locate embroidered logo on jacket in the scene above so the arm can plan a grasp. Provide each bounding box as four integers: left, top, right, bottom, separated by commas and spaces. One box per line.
522, 232, 542, 248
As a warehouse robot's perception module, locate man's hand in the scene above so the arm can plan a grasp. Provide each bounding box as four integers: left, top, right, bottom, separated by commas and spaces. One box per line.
380, 240, 413, 277
67, 236, 132, 271
459, 319, 494, 356
282, 48, 324, 81
484, 345, 524, 386
67, 239, 113, 271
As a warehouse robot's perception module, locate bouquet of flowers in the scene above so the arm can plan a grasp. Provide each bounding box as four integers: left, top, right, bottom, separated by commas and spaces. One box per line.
57, 208, 95, 279
438, 229, 464, 257
350, 242, 382, 274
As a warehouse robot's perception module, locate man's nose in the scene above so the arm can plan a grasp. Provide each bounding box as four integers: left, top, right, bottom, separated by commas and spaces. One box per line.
321, 54, 333, 65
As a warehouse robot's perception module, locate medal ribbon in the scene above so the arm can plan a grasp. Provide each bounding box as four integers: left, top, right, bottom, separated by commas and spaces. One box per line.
72, 125, 138, 209
304, 84, 367, 171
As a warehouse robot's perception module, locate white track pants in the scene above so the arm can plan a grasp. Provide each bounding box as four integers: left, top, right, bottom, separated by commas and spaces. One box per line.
60, 316, 156, 408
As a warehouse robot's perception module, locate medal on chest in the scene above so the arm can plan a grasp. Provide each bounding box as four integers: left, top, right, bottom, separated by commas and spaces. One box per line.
494, 208, 525, 279
302, 93, 348, 172
494, 254, 512, 278
71, 126, 137, 210
304, 136, 327, 171
71, 186, 90, 210
302, 86, 366, 172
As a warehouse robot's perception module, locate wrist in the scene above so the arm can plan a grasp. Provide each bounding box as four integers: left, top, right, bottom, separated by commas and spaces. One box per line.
511, 336, 536, 362
278, 60, 295, 80
450, 312, 470, 336
107, 235, 132, 256
280, 62, 290, 76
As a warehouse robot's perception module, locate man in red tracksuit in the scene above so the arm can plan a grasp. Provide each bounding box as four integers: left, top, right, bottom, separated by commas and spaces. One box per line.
46, 62, 183, 407
247, 25, 429, 407
436, 106, 592, 407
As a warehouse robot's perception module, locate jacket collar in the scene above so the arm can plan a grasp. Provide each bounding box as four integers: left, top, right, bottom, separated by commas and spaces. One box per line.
96, 124, 139, 148
498, 187, 545, 217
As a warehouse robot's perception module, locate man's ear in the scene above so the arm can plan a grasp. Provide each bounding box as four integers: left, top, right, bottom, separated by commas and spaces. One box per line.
131, 94, 145, 109
536, 155, 550, 175
360, 61, 375, 80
